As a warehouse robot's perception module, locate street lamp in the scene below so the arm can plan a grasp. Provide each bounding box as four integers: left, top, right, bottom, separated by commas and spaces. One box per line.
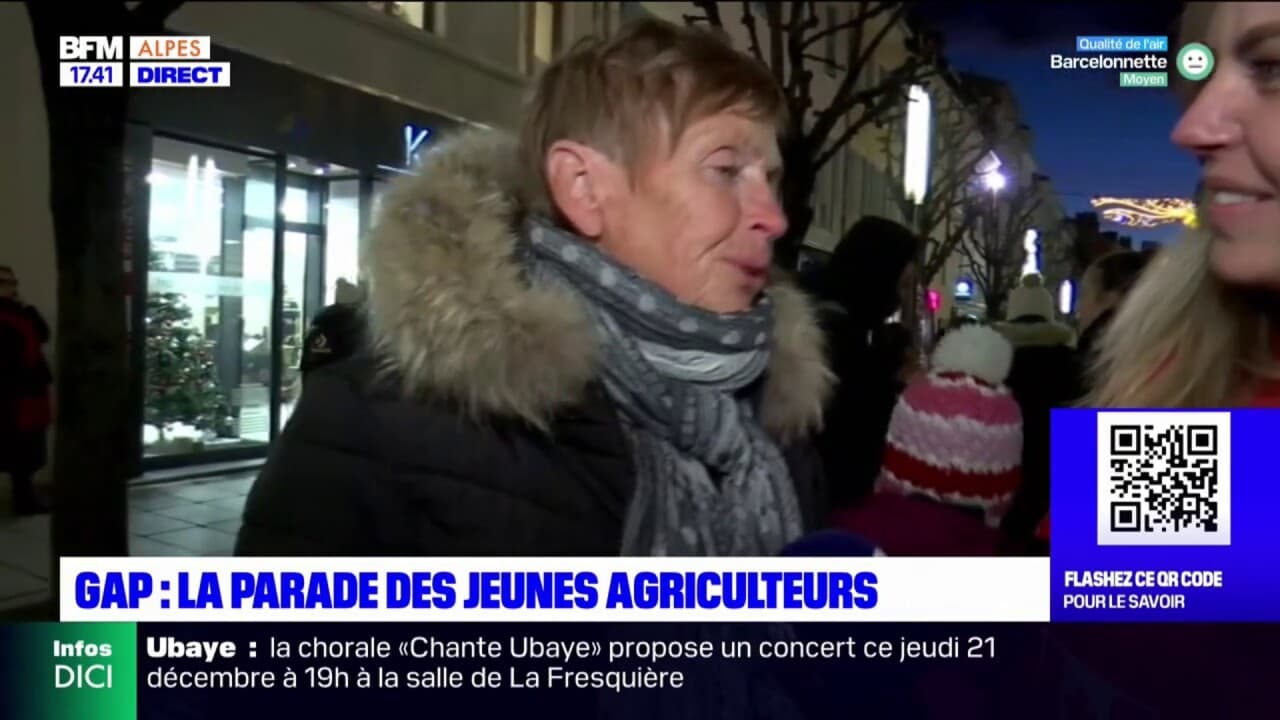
982, 170, 1006, 193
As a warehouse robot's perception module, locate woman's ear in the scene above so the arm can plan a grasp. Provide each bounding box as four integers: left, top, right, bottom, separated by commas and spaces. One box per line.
545, 140, 610, 240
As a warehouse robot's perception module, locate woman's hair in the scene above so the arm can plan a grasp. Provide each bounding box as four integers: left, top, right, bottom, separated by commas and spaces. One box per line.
1085, 224, 1277, 408
1085, 2, 1278, 408
518, 17, 787, 217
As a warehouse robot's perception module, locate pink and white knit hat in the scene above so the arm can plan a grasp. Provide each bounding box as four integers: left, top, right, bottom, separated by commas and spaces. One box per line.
877, 325, 1023, 527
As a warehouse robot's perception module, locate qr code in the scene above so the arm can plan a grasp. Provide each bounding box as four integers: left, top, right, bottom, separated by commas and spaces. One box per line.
1096, 412, 1231, 546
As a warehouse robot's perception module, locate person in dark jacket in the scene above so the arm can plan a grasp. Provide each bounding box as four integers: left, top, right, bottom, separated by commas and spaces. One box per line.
299, 278, 365, 379
1071, 249, 1152, 401
235, 18, 834, 557
0, 265, 53, 515
994, 273, 1076, 552
869, 321, 919, 392
812, 216, 921, 509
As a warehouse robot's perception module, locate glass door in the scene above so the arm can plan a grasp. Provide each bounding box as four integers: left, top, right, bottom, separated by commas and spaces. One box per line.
276, 158, 363, 433
277, 174, 325, 432
140, 140, 373, 471
141, 137, 277, 465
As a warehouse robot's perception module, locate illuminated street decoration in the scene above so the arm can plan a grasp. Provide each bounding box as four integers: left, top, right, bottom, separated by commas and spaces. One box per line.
1022, 229, 1039, 277
1090, 197, 1196, 228
903, 85, 932, 204
1059, 280, 1074, 315
927, 289, 941, 313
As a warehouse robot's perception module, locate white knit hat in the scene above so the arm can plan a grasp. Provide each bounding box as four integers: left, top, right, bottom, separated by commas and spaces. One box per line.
878, 325, 1024, 527
1006, 273, 1056, 321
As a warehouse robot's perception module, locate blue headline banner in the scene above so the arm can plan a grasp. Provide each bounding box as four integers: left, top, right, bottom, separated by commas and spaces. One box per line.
1051, 409, 1276, 621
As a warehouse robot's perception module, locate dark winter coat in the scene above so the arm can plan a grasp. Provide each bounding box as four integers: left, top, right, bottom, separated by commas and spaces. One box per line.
995, 315, 1077, 549
235, 130, 835, 557
0, 298, 52, 473
299, 302, 364, 377
812, 217, 920, 509
816, 309, 905, 508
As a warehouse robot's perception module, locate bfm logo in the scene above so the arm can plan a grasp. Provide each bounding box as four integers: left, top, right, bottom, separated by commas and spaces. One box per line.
60, 36, 124, 61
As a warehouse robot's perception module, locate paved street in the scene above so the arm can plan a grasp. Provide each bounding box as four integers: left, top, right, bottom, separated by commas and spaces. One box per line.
0, 472, 253, 611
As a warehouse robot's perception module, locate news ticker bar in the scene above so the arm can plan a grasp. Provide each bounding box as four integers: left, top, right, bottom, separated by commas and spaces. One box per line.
0, 621, 1084, 719
58, 62, 231, 88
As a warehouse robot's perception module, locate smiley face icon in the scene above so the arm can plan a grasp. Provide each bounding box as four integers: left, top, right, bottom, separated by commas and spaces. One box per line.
1177, 43, 1214, 81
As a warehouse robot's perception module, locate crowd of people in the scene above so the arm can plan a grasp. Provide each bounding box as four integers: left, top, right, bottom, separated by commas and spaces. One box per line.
236, 1, 1280, 560
814, 236, 1152, 556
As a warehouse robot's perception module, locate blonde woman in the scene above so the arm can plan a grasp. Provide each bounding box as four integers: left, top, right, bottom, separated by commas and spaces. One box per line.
1052, 6, 1280, 718
1087, 1, 1280, 408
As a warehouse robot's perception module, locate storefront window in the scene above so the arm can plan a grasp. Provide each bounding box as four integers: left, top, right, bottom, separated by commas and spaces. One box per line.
143, 137, 276, 457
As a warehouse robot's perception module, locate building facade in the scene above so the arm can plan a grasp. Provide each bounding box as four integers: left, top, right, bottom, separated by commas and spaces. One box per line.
1, 1, 601, 479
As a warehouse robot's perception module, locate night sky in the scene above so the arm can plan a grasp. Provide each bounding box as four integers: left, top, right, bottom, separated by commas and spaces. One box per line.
917, 1, 1195, 245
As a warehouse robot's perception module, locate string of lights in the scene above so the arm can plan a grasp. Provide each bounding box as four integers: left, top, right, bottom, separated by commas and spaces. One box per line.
1089, 197, 1197, 228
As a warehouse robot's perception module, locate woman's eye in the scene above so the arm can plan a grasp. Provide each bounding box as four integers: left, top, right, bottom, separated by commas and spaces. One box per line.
1251, 59, 1280, 85
714, 165, 741, 179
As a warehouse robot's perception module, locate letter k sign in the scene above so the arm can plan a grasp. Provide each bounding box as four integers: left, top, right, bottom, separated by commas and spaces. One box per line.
404, 124, 431, 168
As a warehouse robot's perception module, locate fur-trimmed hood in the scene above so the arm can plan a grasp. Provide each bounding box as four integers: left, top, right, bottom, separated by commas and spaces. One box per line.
994, 318, 1076, 348
362, 129, 833, 442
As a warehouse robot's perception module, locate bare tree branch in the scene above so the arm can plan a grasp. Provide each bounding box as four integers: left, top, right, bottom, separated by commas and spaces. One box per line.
801, 54, 845, 71
880, 87, 1014, 285
786, 1, 811, 101
688, 0, 723, 27
818, 96, 907, 172
924, 207, 978, 281
800, 1, 893, 51
736, 2, 766, 67
810, 0, 910, 151
958, 172, 1046, 317
765, 3, 786, 93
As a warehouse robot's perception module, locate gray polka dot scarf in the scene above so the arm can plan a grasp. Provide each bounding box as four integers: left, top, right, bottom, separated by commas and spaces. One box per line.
523, 216, 804, 556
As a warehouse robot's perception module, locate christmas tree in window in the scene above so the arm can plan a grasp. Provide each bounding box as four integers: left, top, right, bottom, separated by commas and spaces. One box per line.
143, 288, 234, 448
